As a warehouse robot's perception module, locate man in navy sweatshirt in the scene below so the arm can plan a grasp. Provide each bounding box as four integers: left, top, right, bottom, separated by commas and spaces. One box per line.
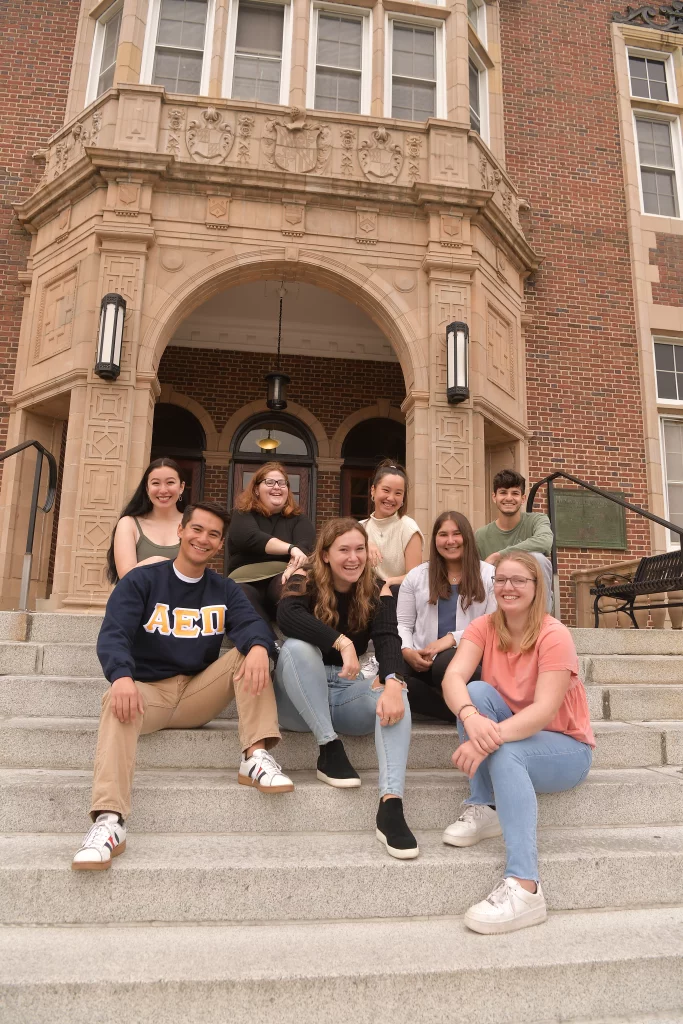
72, 501, 293, 871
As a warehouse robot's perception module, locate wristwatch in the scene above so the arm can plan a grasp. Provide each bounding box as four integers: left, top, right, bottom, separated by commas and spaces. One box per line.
385, 672, 406, 685
287, 544, 295, 557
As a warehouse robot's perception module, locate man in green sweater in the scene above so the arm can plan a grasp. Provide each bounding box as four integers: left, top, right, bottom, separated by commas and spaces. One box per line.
475, 469, 554, 612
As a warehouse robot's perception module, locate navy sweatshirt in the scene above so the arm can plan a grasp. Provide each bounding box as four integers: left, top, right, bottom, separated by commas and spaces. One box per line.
97, 560, 275, 684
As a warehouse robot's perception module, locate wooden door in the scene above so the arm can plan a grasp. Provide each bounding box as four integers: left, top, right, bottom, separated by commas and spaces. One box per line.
341, 467, 373, 519
232, 463, 311, 517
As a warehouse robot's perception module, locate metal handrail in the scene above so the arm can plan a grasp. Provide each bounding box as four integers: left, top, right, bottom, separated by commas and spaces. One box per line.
527, 471, 683, 617
0, 441, 58, 611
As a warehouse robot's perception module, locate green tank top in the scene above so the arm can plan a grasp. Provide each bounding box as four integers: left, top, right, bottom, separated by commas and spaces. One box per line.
133, 518, 180, 562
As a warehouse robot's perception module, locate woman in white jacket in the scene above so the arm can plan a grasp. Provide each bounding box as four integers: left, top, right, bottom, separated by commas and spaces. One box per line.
397, 511, 496, 722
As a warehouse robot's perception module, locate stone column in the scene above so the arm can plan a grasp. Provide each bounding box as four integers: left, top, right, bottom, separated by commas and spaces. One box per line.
289, 0, 310, 107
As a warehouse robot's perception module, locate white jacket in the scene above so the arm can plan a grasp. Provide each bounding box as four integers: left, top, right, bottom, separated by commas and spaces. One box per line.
397, 560, 497, 649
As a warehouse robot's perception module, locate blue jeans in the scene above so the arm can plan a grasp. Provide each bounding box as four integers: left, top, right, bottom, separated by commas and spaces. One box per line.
458, 680, 592, 881
273, 638, 411, 798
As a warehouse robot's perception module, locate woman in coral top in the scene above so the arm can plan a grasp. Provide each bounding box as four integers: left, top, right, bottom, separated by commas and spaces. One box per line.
441, 550, 595, 935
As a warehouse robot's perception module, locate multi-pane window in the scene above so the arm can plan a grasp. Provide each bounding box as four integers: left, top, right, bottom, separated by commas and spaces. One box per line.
469, 58, 480, 133
655, 342, 683, 401
96, 7, 122, 96
391, 23, 436, 122
314, 13, 363, 113
629, 56, 669, 101
467, 0, 484, 37
662, 418, 683, 543
232, 2, 284, 103
152, 0, 208, 94
636, 118, 679, 216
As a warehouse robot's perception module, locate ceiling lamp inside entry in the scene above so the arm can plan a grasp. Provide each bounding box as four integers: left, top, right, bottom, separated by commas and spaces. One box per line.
257, 429, 281, 452
265, 282, 290, 412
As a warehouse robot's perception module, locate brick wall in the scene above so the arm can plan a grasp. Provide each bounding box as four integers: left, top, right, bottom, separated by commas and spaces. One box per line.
0, 2, 81, 469
500, 0, 651, 621
650, 234, 683, 306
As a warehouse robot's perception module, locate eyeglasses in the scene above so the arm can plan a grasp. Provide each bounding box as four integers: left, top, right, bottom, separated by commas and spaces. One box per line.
493, 576, 536, 588
262, 479, 288, 489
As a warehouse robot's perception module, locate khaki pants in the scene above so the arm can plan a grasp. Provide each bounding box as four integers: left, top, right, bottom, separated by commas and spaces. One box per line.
90, 648, 281, 820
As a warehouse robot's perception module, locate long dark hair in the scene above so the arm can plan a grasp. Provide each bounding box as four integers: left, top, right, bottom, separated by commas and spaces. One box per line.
106, 457, 184, 584
428, 511, 485, 611
371, 458, 409, 518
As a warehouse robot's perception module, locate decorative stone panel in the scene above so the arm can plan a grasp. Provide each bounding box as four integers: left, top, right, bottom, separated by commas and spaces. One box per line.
486, 304, 515, 397
33, 265, 78, 363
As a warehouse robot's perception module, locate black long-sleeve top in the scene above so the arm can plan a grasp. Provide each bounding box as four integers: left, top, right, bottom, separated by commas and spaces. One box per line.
277, 574, 403, 681
227, 510, 316, 574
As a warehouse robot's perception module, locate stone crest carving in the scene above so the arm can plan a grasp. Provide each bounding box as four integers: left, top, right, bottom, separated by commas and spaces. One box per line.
613, 3, 683, 31
186, 107, 235, 163
440, 214, 463, 248
263, 108, 331, 174
282, 202, 305, 237
359, 127, 403, 184
236, 114, 255, 164
406, 135, 421, 182
206, 195, 230, 229
166, 108, 186, 156
356, 208, 378, 244
340, 128, 356, 177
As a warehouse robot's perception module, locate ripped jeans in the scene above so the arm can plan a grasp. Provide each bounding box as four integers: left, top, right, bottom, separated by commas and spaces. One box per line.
273, 638, 411, 798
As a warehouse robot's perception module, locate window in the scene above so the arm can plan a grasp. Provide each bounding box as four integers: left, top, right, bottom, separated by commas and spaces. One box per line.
231, 1, 284, 103
662, 418, 683, 544
86, 3, 123, 104
467, 0, 486, 42
390, 21, 437, 121
469, 58, 480, 133
629, 55, 669, 101
636, 117, 679, 217
655, 341, 683, 401
146, 0, 211, 95
313, 11, 364, 113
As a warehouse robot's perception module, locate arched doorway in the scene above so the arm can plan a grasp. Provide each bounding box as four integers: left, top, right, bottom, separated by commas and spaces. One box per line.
230, 413, 317, 518
341, 418, 406, 518
151, 402, 206, 506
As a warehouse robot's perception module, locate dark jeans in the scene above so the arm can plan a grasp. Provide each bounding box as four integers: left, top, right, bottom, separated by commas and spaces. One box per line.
404, 648, 482, 723
238, 575, 283, 624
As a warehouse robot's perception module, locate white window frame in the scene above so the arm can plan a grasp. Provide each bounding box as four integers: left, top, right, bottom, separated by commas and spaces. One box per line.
468, 44, 489, 144
384, 12, 446, 122
654, 336, 683, 406
659, 414, 683, 549
85, 0, 124, 106
306, 2, 372, 115
633, 110, 683, 219
141, 0, 215, 96
467, 0, 487, 47
627, 47, 677, 104
223, 0, 293, 104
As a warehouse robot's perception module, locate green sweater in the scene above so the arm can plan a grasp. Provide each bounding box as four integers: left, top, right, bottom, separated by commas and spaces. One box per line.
475, 512, 553, 560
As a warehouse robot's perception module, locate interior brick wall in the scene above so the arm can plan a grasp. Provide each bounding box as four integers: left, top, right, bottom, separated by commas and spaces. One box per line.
650, 235, 683, 306
0, 1, 81, 473
500, 0, 651, 621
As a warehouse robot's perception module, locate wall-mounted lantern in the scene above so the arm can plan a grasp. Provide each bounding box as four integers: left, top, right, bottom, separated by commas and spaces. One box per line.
95, 293, 126, 381
446, 320, 469, 404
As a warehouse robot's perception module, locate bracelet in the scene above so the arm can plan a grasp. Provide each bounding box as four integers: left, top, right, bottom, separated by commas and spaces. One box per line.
456, 703, 476, 717
287, 544, 296, 557
333, 634, 353, 652
460, 708, 479, 722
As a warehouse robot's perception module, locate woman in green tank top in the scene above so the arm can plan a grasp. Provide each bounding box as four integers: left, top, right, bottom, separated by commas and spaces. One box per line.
105, 458, 185, 584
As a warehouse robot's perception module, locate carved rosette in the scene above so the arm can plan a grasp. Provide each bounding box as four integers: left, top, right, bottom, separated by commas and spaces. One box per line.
186, 107, 235, 163
359, 127, 403, 184
262, 108, 331, 174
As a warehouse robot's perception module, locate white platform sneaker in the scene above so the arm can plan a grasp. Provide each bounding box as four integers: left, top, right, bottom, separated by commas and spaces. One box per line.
442, 804, 502, 847
238, 749, 294, 792
464, 877, 547, 934
71, 812, 126, 871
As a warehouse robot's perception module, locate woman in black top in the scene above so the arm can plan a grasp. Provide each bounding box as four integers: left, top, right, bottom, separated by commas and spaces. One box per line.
276, 517, 417, 860
228, 462, 316, 623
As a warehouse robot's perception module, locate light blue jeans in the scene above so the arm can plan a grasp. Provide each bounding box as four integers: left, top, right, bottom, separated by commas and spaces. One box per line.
273, 638, 411, 798
458, 680, 593, 881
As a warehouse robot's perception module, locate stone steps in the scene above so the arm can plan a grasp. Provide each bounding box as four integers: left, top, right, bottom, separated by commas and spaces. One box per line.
2, 766, 682, 834
1, 715, 681, 770
1, 907, 682, 1024
2, 825, 682, 925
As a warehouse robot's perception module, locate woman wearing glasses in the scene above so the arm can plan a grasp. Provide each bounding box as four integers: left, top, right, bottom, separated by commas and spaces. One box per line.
228, 462, 316, 623
441, 551, 594, 935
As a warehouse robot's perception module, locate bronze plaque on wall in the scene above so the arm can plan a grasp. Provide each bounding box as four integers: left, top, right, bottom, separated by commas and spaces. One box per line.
553, 489, 627, 550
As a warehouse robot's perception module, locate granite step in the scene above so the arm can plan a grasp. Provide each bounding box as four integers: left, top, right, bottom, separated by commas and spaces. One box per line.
1, 907, 682, 1024
2, 825, 682, 925
0, 641, 101, 677
1, 766, 682, 834
584, 655, 683, 686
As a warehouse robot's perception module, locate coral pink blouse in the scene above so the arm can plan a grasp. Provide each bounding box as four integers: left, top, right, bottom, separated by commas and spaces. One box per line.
462, 614, 595, 748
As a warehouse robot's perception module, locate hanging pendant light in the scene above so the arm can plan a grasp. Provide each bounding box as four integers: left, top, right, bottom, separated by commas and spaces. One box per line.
257, 429, 281, 452
265, 282, 290, 411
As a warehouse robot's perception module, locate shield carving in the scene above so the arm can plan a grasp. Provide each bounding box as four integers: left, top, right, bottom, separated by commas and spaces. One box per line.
186, 107, 235, 164
118, 184, 139, 206
263, 108, 331, 175
358, 214, 375, 234
359, 127, 403, 184
208, 197, 229, 220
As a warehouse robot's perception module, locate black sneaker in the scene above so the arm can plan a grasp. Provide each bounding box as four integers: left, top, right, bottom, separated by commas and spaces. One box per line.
316, 738, 361, 788
376, 797, 419, 860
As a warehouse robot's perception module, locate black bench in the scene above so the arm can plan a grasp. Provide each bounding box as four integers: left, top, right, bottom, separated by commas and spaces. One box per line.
590, 550, 683, 628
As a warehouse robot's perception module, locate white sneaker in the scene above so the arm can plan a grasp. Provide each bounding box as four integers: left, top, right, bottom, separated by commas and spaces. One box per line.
359, 652, 380, 679
238, 749, 294, 792
464, 877, 547, 934
71, 813, 126, 871
442, 804, 502, 847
